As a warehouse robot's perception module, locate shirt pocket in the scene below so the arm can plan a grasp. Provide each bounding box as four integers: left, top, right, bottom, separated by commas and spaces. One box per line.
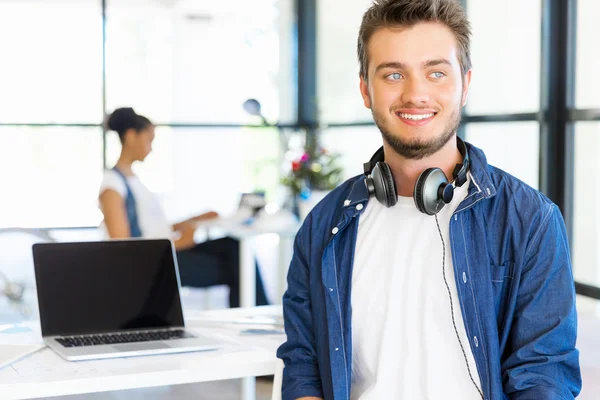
491, 261, 514, 318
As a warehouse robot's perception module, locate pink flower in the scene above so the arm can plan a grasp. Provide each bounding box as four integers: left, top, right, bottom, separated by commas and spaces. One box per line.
300, 153, 310, 163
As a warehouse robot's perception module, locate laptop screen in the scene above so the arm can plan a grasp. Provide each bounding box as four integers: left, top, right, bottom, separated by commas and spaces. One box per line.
32, 239, 185, 337
238, 192, 265, 210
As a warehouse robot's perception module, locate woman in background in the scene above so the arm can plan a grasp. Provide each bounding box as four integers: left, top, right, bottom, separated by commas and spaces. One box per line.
98, 107, 269, 307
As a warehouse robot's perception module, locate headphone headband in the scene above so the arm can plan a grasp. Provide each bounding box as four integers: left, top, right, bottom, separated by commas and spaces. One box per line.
363, 137, 471, 214
363, 137, 469, 186
363, 147, 385, 176
454, 137, 470, 187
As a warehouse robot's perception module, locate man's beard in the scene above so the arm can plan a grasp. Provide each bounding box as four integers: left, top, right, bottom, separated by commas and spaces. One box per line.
372, 104, 462, 160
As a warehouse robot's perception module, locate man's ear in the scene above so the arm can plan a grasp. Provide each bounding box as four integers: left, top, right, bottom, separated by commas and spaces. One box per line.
360, 76, 371, 109
461, 69, 472, 107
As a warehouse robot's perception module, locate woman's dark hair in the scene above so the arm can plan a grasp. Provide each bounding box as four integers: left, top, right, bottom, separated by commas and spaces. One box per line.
107, 107, 152, 142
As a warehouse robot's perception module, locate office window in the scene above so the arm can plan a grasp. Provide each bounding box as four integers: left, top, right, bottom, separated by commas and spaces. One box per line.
575, 0, 600, 108
319, 125, 382, 180
572, 122, 600, 290
317, 0, 374, 124
0, 127, 104, 228
106, 127, 281, 223
0, 1, 102, 123
466, 0, 541, 115
465, 122, 539, 189
106, 0, 286, 124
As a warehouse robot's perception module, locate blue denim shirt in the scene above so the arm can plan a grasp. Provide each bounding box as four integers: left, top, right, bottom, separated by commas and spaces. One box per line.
277, 142, 581, 400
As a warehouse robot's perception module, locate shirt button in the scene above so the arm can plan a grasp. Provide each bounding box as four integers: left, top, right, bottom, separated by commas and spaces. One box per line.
329, 288, 333, 292
344, 200, 351, 206
335, 348, 339, 351
462, 272, 467, 283
474, 336, 479, 347
356, 204, 364, 211
332, 227, 339, 234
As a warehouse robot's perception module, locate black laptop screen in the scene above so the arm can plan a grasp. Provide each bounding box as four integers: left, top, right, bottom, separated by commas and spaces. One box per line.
32, 239, 185, 337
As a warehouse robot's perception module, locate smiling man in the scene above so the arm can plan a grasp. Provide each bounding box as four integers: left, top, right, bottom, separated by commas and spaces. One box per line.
277, 1, 581, 399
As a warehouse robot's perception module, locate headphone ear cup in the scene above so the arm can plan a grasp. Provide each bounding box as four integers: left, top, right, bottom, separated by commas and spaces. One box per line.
414, 168, 435, 214
414, 168, 448, 215
372, 162, 397, 207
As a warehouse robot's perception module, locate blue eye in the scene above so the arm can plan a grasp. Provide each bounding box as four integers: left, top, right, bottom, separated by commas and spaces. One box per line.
430, 71, 445, 79
386, 73, 402, 81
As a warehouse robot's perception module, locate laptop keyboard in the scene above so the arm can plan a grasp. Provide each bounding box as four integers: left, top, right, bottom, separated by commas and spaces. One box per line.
56, 329, 195, 347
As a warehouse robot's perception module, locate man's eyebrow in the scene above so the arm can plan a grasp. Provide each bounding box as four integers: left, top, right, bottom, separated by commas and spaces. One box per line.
375, 59, 453, 73
422, 59, 452, 68
374, 62, 407, 73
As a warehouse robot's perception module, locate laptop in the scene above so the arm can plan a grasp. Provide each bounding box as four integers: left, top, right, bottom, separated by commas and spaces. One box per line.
238, 192, 266, 211
31, 239, 222, 361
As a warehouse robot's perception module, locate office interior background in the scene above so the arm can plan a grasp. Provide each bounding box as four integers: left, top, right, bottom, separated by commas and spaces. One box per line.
0, 0, 599, 396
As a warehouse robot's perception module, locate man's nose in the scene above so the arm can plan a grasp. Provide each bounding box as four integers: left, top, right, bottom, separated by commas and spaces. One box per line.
400, 77, 431, 105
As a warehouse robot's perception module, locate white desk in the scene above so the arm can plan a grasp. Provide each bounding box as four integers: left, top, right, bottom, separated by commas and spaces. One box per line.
0, 306, 285, 400
202, 218, 299, 308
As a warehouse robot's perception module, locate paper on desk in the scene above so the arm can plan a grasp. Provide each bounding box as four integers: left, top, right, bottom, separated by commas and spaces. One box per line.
185, 311, 284, 327
186, 323, 285, 355
236, 330, 286, 353
0, 322, 44, 346
240, 328, 285, 335
0, 343, 45, 371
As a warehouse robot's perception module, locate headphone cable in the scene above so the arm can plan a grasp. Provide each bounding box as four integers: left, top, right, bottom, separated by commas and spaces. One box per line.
434, 213, 484, 399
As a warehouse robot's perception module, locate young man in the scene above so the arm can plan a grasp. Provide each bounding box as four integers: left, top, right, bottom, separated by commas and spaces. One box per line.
277, 1, 581, 399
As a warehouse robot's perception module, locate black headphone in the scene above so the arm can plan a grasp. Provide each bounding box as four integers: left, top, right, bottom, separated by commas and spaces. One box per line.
363, 137, 470, 215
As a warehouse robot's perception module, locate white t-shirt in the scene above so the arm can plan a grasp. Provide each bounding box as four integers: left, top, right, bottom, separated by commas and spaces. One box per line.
350, 173, 482, 400
98, 169, 173, 240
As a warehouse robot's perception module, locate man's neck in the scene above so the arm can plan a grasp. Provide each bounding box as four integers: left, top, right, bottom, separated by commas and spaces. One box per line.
384, 136, 463, 197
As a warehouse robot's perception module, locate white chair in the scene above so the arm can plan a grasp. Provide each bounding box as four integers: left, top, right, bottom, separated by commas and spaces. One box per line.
271, 358, 284, 400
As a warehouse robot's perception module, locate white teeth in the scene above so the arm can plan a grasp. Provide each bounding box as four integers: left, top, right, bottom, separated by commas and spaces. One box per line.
398, 113, 434, 120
